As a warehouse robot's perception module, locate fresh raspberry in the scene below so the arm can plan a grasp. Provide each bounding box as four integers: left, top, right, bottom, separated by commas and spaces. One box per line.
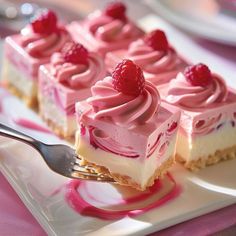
104, 2, 126, 21
144, 30, 169, 51
112, 59, 145, 96
62, 42, 89, 65
184, 63, 212, 86
31, 10, 58, 35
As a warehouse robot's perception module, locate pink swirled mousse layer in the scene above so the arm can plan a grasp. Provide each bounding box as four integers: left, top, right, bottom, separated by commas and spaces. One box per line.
75, 60, 180, 191
67, 2, 144, 57
160, 63, 236, 170
38, 42, 106, 139
2, 10, 71, 108
106, 30, 188, 86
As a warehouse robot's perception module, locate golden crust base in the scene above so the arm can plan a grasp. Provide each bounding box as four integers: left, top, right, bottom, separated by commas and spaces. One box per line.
176, 145, 236, 171
5, 82, 38, 110
79, 156, 174, 191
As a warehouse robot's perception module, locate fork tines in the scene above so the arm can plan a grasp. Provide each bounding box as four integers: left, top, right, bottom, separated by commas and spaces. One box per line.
72, 155, 115, 182
74, 158, 97, 173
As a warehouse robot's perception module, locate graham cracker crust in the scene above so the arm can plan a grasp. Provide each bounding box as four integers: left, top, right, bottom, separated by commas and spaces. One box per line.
5, 82, 38, 110
176, 145, 236, 171
79, 155, 174, 191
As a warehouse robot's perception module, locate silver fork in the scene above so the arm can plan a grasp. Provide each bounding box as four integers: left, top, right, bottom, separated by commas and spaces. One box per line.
0, 123, 115, 183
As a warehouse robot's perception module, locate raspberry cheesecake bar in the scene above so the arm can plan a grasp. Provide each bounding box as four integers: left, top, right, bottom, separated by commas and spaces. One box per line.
75, 60, 180, 190
38, 42, 106, 140
67, 2, 143, 57
106, 29, 187, 86
2, 10, 71, 108
161, 63, 236, 170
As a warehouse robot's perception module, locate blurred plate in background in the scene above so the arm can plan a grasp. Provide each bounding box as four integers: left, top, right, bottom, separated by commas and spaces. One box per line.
0, 0, 80, 37
146, 0, 236, 46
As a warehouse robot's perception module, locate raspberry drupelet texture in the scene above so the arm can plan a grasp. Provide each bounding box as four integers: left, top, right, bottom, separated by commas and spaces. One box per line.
104, 1, 127, 21
31, 10, 58, 35
62, 42, 89, 65
144, 29, 169, 52
184, 63, 212, 87
112, 59, 145, 96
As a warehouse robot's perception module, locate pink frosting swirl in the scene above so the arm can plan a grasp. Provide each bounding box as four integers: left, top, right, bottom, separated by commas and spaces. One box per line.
49, 52, 106, 89
166, 72, 228, 109
87, 77, 160, 126
86, 11, 143, 43
127, 39, 186, 85
20, 26, 70, 58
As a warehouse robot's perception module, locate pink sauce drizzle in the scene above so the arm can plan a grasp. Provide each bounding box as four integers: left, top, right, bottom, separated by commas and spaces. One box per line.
65, 173, 181, 220
12, 118, 52, 134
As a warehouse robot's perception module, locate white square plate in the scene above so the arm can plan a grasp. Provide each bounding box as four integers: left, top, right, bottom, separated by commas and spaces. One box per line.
0, 92, 236, 236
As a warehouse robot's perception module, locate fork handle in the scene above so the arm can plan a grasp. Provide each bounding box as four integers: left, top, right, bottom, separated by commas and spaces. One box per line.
0, 123, 39, 149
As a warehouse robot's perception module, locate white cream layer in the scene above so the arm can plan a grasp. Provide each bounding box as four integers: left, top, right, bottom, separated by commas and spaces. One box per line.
39, 94, 76, 137
76, 132, 177, 189
3, 59, 37, 97
177, 123, 236, 162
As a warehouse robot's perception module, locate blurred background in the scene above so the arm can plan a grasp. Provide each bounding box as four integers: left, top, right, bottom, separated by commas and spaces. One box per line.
0, 0, 150, 37
1, 0, 236, 45
0, 0, 235, 77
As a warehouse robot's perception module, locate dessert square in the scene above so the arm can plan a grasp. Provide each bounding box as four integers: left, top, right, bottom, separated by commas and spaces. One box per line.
75, 60, 180, 190
106, 29, 188, 87
160, 63, 236, 170
38, 42, 106, 140
2, 10, 71, 109
67, 2, 144, 57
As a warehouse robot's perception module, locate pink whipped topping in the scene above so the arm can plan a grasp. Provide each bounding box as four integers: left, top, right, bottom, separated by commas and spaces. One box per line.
49, 52, 106, 89
166, 72, 228, 110
86, 11, 143, 43
87, 76, 160, 126
127, 39, 186, 85
20, 26, 70, 58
